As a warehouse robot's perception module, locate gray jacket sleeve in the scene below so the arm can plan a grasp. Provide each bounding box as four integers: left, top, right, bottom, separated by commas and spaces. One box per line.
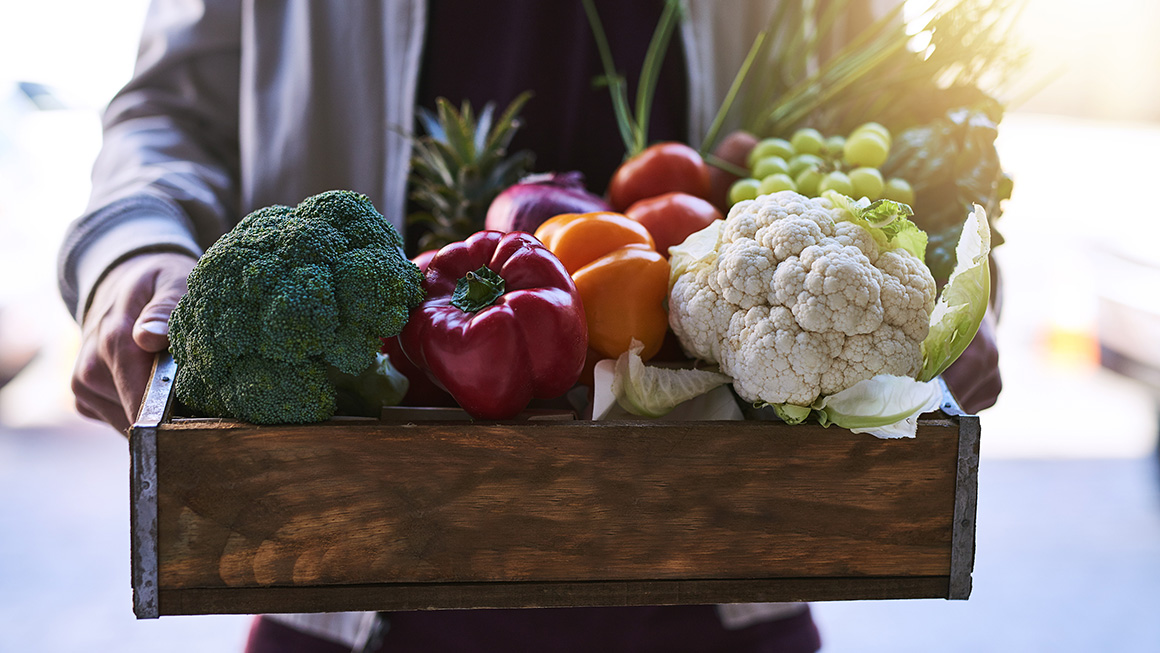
58, 0, 242, 320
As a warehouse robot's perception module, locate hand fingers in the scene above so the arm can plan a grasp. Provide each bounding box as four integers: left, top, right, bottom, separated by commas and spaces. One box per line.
71, 253, 198, 433
71, 340, 132, 433
75, 391, 132, 434
103, 327, 159, 427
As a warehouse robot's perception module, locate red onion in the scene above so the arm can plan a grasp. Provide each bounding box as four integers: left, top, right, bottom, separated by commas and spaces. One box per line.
484, 171, 611, 234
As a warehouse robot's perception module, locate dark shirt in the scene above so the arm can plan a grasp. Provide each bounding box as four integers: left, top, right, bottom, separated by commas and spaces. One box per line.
417, 0, 689, 195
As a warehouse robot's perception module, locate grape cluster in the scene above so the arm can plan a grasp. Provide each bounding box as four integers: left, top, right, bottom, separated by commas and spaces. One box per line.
729, 123, 915, 208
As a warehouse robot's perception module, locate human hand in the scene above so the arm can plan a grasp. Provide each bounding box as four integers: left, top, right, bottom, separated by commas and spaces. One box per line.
708, 130, 758, 212
941, 308, 1002, 414
71, 252, 197, 433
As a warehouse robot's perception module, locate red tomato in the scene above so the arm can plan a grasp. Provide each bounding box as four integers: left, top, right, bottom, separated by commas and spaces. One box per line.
607, 142, 711, 212
624, 192, 723, 256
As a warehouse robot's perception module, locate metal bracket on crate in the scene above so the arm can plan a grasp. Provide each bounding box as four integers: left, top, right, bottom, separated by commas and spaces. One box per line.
128, 352, 177, 619
937, 377, 981, 600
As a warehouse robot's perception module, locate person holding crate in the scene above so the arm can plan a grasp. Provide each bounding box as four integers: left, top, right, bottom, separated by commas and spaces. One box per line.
59, 1, 1001, 651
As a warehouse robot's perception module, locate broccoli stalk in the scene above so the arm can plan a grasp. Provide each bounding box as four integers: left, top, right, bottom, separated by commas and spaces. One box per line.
168, 190, 425, 424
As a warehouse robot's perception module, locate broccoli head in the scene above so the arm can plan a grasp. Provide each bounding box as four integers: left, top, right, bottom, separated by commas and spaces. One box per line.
168, 190, 425, 424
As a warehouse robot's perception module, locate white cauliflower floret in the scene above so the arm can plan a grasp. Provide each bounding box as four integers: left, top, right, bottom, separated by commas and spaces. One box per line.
713, 238, 776, 308
667, 191, 937, 407
820, 325, 922, 395
668, 270, 732, 362
754, 212, 833, 260
723, 306, 844, 406
832, 220, 879, 262
877, 250, 937, 341
782, 242, 884, 336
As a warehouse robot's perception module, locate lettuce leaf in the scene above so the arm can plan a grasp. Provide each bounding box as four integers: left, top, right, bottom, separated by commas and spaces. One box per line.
918, 204, 991, 382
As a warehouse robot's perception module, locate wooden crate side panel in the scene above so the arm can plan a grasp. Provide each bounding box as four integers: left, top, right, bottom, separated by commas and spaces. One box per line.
156, 420, 959, 590
157, 576, 952, 615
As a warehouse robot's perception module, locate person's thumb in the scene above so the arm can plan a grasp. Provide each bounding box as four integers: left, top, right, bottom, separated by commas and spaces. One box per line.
132, 298, 180, 353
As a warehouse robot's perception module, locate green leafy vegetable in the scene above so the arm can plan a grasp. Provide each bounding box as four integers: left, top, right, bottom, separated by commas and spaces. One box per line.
882, 107, 1007, 283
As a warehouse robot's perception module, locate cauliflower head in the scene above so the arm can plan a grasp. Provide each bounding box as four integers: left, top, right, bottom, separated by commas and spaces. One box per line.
668, 191, 936, 407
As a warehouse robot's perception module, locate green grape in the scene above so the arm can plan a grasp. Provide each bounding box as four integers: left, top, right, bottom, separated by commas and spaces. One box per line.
823, 135, 846, 158
751, 156, 790, 179
747, 138, 795, 168
818, 171, 854, 196
882, 177, 915, 205
758, 173, 797, 194
848, 167, 884, 201
788, 153, 826, 178
795, 168, 824, 197
851, 122, 892, 148
843, 131, 889, 168
790, 128, 825, 156
729, 178, 762, 204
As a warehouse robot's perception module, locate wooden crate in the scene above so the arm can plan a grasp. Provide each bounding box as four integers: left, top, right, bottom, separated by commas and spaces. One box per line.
129, 354, 979, 619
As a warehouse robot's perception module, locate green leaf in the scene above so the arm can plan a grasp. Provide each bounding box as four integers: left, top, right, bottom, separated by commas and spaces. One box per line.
485, 91, 534, 152
772, 403, 811, 425
582, 0, 636, 154
436, 98, 475, 164
700, 29, 767, 155
583, 0, 683, 158
812, 374, 943, 438
919, 203, 991, 381
612, 339, 732, 418
825, 191, 928, 261
634, 0, 682, 154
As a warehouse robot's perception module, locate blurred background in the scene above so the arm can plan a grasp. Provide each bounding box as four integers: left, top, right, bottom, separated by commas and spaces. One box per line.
1, 0, 1158, 651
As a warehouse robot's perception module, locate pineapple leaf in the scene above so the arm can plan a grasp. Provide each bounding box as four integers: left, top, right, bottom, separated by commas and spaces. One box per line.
416, 106, 445, 142
407, 92, 535, 251
436, 98, 476, 165
485, 91, 533, 152
475, 103, 495, 155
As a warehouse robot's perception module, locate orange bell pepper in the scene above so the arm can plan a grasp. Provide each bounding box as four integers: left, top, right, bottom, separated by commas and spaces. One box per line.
534, 212, 669, 361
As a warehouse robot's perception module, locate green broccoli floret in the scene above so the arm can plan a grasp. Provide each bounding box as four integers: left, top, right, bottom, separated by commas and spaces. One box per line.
168, 190, 425, 424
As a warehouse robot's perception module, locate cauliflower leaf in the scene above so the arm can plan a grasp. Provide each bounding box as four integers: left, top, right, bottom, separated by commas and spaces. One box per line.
812, 374, 943, 439
611, 339, 733, 418
825, 192, 928, 262
918, 204, 991, 382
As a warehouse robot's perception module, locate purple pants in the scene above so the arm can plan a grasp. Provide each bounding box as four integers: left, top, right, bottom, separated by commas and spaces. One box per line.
245, 605, 821, 653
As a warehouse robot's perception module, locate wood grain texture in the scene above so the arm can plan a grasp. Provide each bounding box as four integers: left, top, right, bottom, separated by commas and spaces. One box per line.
154, 418, 960, 593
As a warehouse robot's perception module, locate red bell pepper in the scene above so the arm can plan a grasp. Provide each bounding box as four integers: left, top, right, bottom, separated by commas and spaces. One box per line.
398, 231, 588, 419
